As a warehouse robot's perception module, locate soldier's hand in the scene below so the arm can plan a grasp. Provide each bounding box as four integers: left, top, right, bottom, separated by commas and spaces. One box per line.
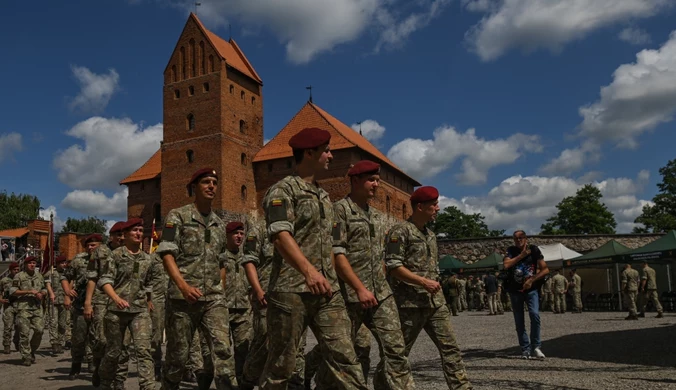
357, 288, 377, 309
0, 299, 7, 304
66, 288, 78, 298
36, 292, 44, 301
84, 304, 93, 320
148, 301, 155, 312
115, 298, 130, 310
422, 278, 442, 295
305, 269, 332, 297
180, 285, 203, 304
254, 289, 267, 308
64, 296, 72, 310
50, 294, 55, 303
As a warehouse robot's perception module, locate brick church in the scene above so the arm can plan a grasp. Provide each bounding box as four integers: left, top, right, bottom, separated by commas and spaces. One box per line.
121, 13, 420, 234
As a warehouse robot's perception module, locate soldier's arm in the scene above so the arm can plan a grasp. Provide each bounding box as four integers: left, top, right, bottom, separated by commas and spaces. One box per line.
159, 212, 203, 303
11, 276, 38, 296
45, 278, 56, 302
242, 230, 266, 305
98, 253, 129, 309
385, 227, 441, 294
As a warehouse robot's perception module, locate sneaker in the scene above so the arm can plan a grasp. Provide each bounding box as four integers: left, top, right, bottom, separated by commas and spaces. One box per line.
521, 350, 531, 359
532, 348, 546, 359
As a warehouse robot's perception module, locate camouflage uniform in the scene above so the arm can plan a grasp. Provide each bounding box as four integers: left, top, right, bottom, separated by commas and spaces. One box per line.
157, 203, 238, 389
457, 278, 467, 312
385, 219, 471, 390
97, 246, 162, 390
1, 275, 19, 351
61, 252, 91, 365
640, 265, 663, 315
260, 176, 367, 390
621, 267, 640, 317
241, 220, 305, 389
45, 267, 68, 348
570, 273, 583, 312
10, 269, 47, 362
150, 253, 169, 372
495, 278, 504, 315
541, 278, 554, 312
445, 275, 460, 316
552, 274, 567, 314
223, 247, 253, 381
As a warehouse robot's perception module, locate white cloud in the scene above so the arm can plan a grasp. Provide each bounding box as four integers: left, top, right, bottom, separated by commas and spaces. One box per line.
61, 188, 128, 218
464, 0, 671, 61
461, 0, 495, 12
540, 142, 599, 176
182, 0, 449, 64
53, 117, 162, 190
105, 219, 120, 233
387, 126, 542, 185
69, 65, 120, 114
39, 205, 65, 232
440, 171, 650, 234
578, 30, 676, 148
619, 27, 652, 45
0, 132, 22, 164
351, 119, 386, 142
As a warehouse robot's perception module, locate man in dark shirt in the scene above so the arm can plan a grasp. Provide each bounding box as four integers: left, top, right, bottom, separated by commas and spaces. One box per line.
503, 230, 549, 359
483, 273, 498, 315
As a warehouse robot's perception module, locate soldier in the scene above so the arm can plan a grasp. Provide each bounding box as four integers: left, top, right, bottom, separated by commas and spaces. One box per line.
385, 186, 471, 389
259, 127, 368, 390
240, 220, 305, 390
551, 269, 568, 314
10, 256, 47, 366
639, 261, 664, 318
157, 167, 238, 390
150, 244, 169, 381
541, 276, 554, 312
446, 274, 460, 316
621, 263, 640, 320
466, 275, 474, 311
1, 261, 20, 354
569, 269, 583, 313
97, 218, 162, 390
477, 276, 486, 311
457, 276, 467, 312
45, 255, 69, 354
223, 221, 253, 384
495, 272, 504, 315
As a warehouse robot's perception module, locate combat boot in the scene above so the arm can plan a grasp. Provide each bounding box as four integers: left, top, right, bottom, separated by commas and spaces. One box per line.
638, 312, 645, 318
22, 359, 32, 366
196, 372, 214, 390
154, 366, 162, 382
656, 312, 664, 318
3, 345, 9, 354
69, 362, 82, 380
31, 353, 36, 363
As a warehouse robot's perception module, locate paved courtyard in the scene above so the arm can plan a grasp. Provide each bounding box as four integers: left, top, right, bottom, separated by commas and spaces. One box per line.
0, 310, 674, 389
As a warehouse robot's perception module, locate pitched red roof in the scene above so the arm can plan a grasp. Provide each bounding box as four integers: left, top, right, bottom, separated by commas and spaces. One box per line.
0, 227, 29, 238
120, 149, 161, 184
254, 102, 420, 185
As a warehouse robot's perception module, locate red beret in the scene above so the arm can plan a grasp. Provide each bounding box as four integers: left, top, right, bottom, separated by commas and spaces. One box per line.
109, 221, 126, 234
83, 234, 103, 244
8, 262, 19, 270
187, 168, 218, 191
124, 218, 144, 230
348, 160, 380, 176
410, 186, 439, 204
288, 127, 331, 150
24, 256, 37, 263
226, 221, 244, 233
56, 255, 67, 263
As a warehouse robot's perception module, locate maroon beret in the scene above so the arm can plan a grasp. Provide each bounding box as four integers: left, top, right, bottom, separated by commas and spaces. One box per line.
109, 221, 126, 234
187, 168, 218, 191
83, 234, 103, 244
410, 186, 439, 204
124, 218, 144, 230
24, 256, 37, 263
348, 160, 380, 176
288, 127, 331, 150
226, 221, 244, 233
55, 255, 67, 263
8, 262, 19, 270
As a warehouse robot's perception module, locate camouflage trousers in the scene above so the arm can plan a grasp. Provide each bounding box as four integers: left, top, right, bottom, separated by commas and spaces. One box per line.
70, 309, 90, 363
399, 305, 471, 390
186, 329, 204, 372
573, 291, 583, 311
624, 291, 638, 316
260, 291, 367, 390
449, 296, 460, 316
162, 298, 237, 390
99, 311, 154, 390
48, 304, 68, 346
458, 293, 467, 311
541, 292, 553, 312
2, 304, 19, 348
640, 289, 663, 314
553, 292, 566, 313
242, 301, 305, 388
91, 303, 108, 363
151, 298, 166, 369
228, 307, 253, 381
16, 307, 44, 361
307, 322, 372, 388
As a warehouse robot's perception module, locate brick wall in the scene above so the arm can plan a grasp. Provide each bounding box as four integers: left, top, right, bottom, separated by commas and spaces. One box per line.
58, 233, 88, 260
126, 178, 162, 234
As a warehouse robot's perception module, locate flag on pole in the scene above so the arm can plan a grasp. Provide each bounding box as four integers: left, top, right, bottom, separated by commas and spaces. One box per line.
41, 216, 54, 274
150, 218, 159, 253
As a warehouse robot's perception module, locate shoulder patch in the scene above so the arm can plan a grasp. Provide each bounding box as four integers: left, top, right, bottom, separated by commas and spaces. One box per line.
332, 222, 341, 241
163, 222, 177, 241
268, 199, 288, 223
245, 235, 257, 253
12, 280, 19, 287
386, 236, 401, 255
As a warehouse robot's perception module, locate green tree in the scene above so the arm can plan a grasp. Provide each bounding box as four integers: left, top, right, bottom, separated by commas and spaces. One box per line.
633, 159, 676, 233
433, 206, 505, 238
61, 216, 107, 234
0, 192, 41, 230
540, 184, 616, 234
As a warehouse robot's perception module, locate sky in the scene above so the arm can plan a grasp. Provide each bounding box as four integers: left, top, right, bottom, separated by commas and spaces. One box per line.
2, 0, 676, 234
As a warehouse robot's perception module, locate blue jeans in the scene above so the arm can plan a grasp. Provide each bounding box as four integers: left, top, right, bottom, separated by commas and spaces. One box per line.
509, 290, 541, 353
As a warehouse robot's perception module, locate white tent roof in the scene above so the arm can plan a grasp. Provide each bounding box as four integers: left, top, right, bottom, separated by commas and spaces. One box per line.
538, 243, 582, 268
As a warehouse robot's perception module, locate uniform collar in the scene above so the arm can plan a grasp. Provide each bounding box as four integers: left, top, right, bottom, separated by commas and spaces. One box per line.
190, 203, 218, 227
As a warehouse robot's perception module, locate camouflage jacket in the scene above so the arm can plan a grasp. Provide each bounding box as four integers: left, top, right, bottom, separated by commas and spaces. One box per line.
552, 274, 568, 293
10, 271, 47, 310
61, 252, 90, 309
150, 253, 169, 301
642, 266, 658, 290
263, 175, 338, 293
457, 278, 466, 294
242, 220, 274, 293
223, 248, 251, 309
621, 268, 639, 292
45, 268, 66, 304
98, 246, 162, 313
332, 197, 392, 303
444, 276, 459, 297
157, 203, 228, 301
384, 219, 444, 308
1, 276, 16, 305
543, 277, 553, 293
88, 244, 116, 306
570, 274, 582, 292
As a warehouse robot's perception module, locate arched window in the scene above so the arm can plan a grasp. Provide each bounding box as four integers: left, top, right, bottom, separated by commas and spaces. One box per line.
241, 185, 247, 200
174, 89, 180, 99
188, 86, 194, 96
203, 82, 209, 92
187, 114, 195, 131
171, 65, 177, 82
241, 153, 247, 166
189, 39, 196, 78
200, 41, 206, 75
186, 149, 194, 163
208, 55, 214, 73
239, 120, 246, 133
251, 96, 256, 105
230, 84, 234, 94
402, 203, 407, 219
153, 203, 162, 224
267, 163, 273, 172
240, 91, 245, 100
386, 196, 391, 214
180, 46, 186, 79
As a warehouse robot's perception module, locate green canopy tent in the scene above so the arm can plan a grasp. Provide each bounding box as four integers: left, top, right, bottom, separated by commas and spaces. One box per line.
463, 252, 504, 273
438, 255, 466, 274
619, 230, 676, 291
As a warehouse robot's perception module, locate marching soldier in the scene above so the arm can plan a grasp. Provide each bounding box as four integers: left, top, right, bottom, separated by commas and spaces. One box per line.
157, 167, 239, 389
385, 186, 471, 389
150, 245, 169, 381
45, 255, 69, 354
495, 272, 504, 315
1, 261, 20, 354
10, 256, 47, 366
621, 263, 640, 320
639, 261, 664, 318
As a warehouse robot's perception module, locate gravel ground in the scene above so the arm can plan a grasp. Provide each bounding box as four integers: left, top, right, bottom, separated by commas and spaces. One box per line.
1, 310, 674, 389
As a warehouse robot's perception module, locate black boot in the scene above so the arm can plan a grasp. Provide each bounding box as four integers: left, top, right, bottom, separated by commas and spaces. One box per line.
196, 372, 214, 390
92, 359, 101, 387
154, 366, 162, 382
69, 362, 82, 380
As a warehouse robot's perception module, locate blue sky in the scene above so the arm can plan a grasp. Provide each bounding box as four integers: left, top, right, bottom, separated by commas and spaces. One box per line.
2, 0, 676, 233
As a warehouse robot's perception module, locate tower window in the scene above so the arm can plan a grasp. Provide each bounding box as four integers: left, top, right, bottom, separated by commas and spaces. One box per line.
186, 149, 194, 163
241, 153, 247, 166
208, 55, 214, 73
203, 82, 209, 92
187, 114, 195, 131
153, 203, 162, 224
241, 185, 247, 200
188, 86, 194, 96
174, 89, 180, 99
267, 163, 273, 172
230, 84, 234, 94
251, 96, 255, 105
241, 91, 245, 100
171, 65, 177, 82
239, 120, 246, 133
386, 196, 391, 214
402, 203, 407, 219
140, 182, 145, 191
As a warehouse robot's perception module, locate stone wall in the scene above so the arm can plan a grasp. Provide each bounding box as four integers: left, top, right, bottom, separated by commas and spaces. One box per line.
438, 233, 665, 263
